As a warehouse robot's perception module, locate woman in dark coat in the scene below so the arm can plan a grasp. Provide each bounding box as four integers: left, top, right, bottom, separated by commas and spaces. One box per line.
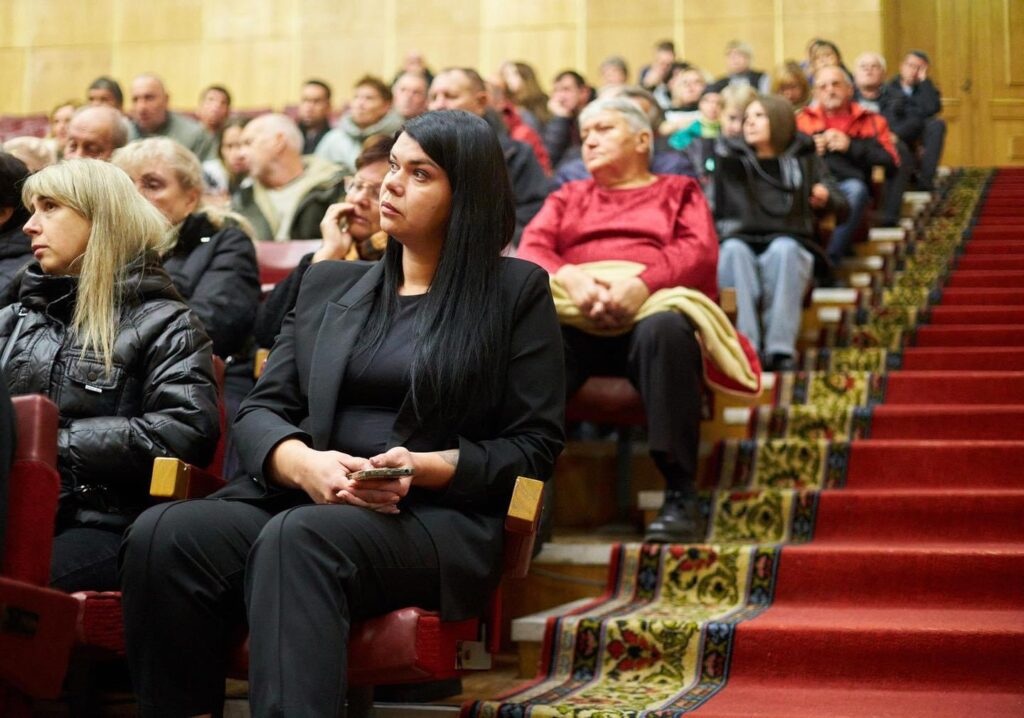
120, 110, 566, 717
712, 94, 847, 370
0, 159, 219, 592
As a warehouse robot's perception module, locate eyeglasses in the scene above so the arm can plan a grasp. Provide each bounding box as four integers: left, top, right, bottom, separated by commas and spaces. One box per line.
345, 177, 382, 199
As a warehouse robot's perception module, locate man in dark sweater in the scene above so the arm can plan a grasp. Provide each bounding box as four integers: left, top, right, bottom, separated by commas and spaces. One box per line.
888, 50, 945, 191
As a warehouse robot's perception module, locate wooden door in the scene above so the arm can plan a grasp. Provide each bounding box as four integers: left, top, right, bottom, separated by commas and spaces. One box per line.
883, 0, 1024, 167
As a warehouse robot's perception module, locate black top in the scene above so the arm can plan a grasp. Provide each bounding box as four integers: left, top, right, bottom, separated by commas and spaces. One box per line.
333, 293, 423, 457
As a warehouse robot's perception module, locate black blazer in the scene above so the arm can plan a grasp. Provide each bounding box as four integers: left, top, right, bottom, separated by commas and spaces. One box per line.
231, 258, 566, 620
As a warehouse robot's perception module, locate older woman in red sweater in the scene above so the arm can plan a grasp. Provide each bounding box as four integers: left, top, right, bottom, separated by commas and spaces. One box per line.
519, 96, 719, 543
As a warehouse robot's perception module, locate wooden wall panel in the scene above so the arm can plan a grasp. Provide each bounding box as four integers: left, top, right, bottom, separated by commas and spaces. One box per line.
0, 0, 898, 116
27, 47, 113, 114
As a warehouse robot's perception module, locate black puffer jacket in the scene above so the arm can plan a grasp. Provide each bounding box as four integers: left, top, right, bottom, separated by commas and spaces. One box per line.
0, 226, 31, 307
162, 212, 260, 359
710, 134, 849, 276
0, 257, 219, 526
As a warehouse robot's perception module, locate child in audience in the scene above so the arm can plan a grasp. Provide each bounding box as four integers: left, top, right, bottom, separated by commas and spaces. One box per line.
0, 159, 219, 592
668, 88, 722, 150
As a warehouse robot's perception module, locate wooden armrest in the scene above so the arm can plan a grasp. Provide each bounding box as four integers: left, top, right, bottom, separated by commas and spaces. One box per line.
719, 287, 737, 325
150, 457, 226, 501
254, 347, 270, 379
503, 476, 544, 579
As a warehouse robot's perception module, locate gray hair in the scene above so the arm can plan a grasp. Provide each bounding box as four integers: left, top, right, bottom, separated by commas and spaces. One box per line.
855, 51, 887, 73
578, 97, 654, 160
73, 105, 128, 149
249, 113, 304, 154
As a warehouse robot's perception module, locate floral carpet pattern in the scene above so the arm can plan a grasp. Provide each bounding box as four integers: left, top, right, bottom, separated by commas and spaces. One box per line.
463, 170, 991, 717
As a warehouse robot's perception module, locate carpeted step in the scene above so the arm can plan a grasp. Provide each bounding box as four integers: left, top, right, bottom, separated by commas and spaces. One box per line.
885, 371, 1024, 403
773, 543, 1024, 609
868, 405, 1024, 439
937, 287, 1024, 305
961, 240, 1024, 254
973, 217, 1024, 227
901, 347, 1024, 370
927, 305, 1024, 324
911, 325, 1024, 347
956, 255, 1024, 271
845, 440, 1024, 489
721, 606, 1024, 693
813, 490, 1024, 543
693, 682, 1024, 717
966, 226, 1024, 241
946, 270, 1024, 288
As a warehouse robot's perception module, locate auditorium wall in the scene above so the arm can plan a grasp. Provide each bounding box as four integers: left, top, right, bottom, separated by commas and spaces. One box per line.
0, 0, 884, 116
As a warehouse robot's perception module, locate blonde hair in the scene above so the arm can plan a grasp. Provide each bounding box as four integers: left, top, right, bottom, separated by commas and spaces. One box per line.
111, 137, 253, 243
22, 159, 170, 373
721, 83, 758, 113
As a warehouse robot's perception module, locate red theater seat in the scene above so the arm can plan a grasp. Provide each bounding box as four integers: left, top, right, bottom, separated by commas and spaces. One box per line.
254, 239, 322, 289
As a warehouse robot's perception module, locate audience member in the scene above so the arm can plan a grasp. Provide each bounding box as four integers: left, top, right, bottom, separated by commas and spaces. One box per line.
197, 85, 232, 139
64, 105, 129, 161
805, 38, 852, 83
519, 97, 718, 543
501, 61, 552, 134
714, 95, 846, 370
796, 66, 898, 264
45, 100, 79, 159
639, 39, 678, 108
0, 153, 32, 302
201, 116, 250, 197
112, 138, 260, 361
428, 68, 552, 243
3, 137, 56, 172
128, 73, 215, 160
488, 78, 552, 175
661, 66, 707, 134
0, 159, 218, 592
598, 56, 630, 91
553, 86, 698, 187
708, 40, 769, 94
392, 71, 429, 120
233, 113, 346, 242
254, 137, 393, 348
296, 79, 333, 155
121, 110, 565, 717
545, 70, 590, 170
667, 88, 722, 151
720, 84, 759, 138
394, 49, 435, 86
87, 76, 124, 111
853, 52, 918, 225
315, 75, 403, 174
889, 50, 945, 191
771, 61, 812, 109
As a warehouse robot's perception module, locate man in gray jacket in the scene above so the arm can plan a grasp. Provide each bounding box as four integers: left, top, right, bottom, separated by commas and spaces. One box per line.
128, 74, 215, 160
314, 76, 403, 174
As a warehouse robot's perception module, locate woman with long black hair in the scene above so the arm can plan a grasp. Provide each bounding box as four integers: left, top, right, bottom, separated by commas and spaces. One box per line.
120, 110, 566, 717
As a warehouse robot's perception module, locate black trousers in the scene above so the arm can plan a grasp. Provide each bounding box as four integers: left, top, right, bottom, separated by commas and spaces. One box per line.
562, 312, 703, 493
120, 497, 440, 717
882, 139, 914, 227
51, 525, 123, 592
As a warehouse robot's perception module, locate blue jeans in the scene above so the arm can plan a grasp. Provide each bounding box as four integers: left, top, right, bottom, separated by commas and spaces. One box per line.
829, 178, 870, 265
718, 237, 813, 357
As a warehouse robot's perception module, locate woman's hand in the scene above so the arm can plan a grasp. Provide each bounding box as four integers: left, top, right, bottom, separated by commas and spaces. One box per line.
314, 203, 356, 262
556, 264, 607, 315
809, 183, 830, 209
267, 439, 373, 504
599, 277, 650, 328
340, 446, 416, 514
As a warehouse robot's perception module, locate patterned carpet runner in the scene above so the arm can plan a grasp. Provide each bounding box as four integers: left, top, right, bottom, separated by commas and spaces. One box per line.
464, 169, 1024, 717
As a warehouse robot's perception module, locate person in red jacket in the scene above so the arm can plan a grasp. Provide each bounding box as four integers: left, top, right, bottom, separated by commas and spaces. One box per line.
796, 66, 898, 265
519, 96, 718, 543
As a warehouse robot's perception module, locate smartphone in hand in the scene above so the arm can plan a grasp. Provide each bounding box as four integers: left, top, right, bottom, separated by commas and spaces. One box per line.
348, 467, 414, 481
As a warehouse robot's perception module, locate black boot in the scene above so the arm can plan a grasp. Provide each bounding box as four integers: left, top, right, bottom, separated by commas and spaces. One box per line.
644, 490, 702, 543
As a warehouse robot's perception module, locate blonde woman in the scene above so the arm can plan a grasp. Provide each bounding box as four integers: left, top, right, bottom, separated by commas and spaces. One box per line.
0, 159, 219, 592
112, 137, 260, 361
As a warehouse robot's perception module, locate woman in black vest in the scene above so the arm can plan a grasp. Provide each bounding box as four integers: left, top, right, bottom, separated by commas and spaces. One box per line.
120, 110, 566, 717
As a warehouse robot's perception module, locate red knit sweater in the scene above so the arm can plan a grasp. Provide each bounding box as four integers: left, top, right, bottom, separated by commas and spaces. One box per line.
518, 175, 719, 299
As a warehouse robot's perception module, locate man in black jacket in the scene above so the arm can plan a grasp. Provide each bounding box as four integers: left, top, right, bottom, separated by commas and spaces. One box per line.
888, 50, 945, 191
428, 68, 553, 244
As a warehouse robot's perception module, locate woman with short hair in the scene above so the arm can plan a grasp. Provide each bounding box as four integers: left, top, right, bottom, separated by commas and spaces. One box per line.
0, 159, 219, 591
713, 94, 847, 371
120, 110, 566, 717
